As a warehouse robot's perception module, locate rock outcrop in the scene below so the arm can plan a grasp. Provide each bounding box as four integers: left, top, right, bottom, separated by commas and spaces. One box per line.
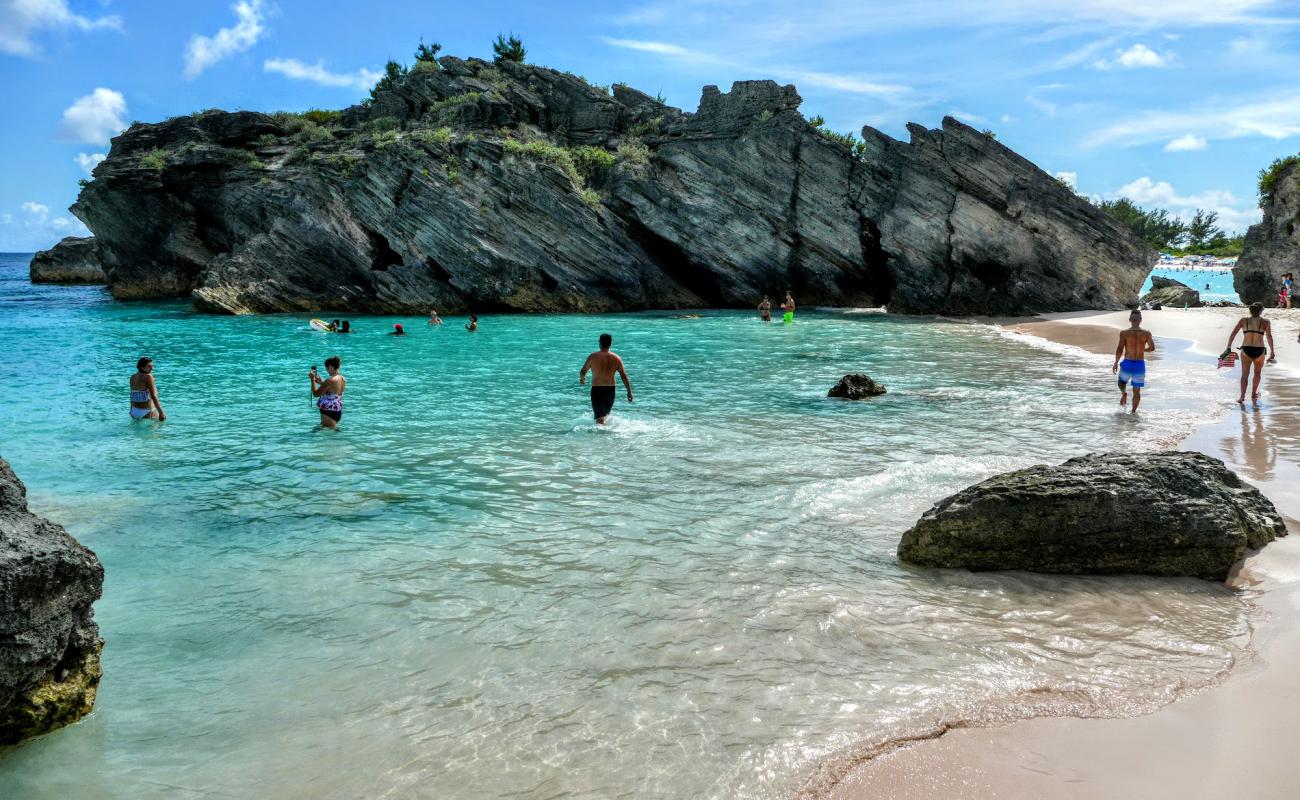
897, 452, 1284, 581
828, 373, 887, 399
28, 237, 106, 284
0, 459, 104, 744
1235, 160, 1300, 305
71, 55, 1152, 316
1140, 275, 1200, 308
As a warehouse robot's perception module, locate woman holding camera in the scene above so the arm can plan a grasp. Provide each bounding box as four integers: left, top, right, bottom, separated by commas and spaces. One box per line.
310, 356, 346, 429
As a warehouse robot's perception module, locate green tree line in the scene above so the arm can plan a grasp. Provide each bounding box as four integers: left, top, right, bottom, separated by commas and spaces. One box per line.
1098, 199, 1244, 256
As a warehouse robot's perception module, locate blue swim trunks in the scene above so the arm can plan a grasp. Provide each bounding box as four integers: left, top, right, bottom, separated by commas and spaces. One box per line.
1118, 358, 1146, 388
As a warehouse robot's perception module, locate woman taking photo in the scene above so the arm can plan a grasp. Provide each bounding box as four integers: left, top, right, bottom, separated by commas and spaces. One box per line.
1226, 303, 1276, 404
129, 357, 166, 421
310, 355, 346, 429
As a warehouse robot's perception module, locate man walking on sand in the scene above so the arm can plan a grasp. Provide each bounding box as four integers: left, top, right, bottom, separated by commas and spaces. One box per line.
1113, 309, 1156, 413
580, 333, 633, 424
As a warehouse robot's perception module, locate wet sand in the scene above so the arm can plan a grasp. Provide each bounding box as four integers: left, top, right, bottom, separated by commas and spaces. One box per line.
831, 307, 1300, 799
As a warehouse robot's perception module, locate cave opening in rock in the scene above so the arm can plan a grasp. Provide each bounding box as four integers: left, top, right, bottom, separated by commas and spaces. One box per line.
364, 228, 404, 271
859, 217, 895, 307
624, 216, 723, 306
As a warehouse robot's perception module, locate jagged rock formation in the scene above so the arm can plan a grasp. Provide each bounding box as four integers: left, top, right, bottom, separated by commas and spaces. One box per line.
897, 452, 1284, 581
1235, 161, 1300, 305
0, 458, 104, 744
72, 56, 1152, 315
1140, 275, 1200, 308
28, 237, 106, 284
828, 373, 887, 399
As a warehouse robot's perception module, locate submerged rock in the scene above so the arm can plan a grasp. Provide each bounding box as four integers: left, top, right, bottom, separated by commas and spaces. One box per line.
828, 373, 887, 399
0, 459, 104, 744
70, 55, 1151, 316
1140, 275, 1200, 308
28, 237, 106, 284
897, 452, 1284, 581
1235, 160, 1300, 305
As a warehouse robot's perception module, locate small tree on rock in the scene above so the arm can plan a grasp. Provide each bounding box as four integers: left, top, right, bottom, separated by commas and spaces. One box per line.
370, 60, 409, 101
493, 33, 526, 64
415, 39, 442, 64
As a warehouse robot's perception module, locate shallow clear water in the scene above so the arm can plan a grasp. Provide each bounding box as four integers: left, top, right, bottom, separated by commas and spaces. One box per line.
0, 254, 1255, 798
1142, 265, 1241, 304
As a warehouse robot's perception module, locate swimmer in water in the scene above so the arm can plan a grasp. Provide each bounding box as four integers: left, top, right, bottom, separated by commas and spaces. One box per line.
579, 332, 633, 425
129, 356, 166, 421
758, 296, 772, 322
310, 356, 346, 429
338, 321, 354, 334
427, 309, 443, 325
781, 291, 795, 323
466, 314, 478, 332
1112, 309, 1155, 413
329, 318, 341, 332
390, 324, 406, 336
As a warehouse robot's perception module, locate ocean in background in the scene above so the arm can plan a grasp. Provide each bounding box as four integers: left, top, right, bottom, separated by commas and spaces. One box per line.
0, 253, 1256, 798
1141, 265, 1241, 304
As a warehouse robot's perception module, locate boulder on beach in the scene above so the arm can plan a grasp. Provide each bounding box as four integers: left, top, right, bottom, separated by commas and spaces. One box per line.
1140, 275, 1201, 308
897, 452, 1285, 581
0, 458, 104, 744
28, 237, 106, 284
1235, 159, 1300, 305
828, 373, 887, 399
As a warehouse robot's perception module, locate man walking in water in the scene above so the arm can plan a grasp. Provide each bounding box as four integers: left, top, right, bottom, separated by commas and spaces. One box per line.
580, 333, 633, 424
781, 291, 796, 324
1112, 309, 1156, 413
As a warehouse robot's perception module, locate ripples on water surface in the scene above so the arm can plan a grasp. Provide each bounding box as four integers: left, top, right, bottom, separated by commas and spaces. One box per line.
0, 255, 1254, 798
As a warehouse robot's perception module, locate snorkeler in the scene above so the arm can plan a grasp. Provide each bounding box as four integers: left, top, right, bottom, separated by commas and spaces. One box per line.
310, 356, 346, 429
579, 333, 633, 425
129, 356, 166, 421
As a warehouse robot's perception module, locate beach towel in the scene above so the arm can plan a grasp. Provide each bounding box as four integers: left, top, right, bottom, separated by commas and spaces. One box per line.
1217, 349, 1238, 369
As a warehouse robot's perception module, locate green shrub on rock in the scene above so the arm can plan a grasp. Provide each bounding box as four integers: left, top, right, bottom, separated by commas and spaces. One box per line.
368, 116, 401, 133
257, 133, 278, 147
572, 146, 615, 184
140, 148, 167, 174
1259, 154, 1300, 208
504, 139, 582, 187
580, 189, 601, 209
427, 92, 481, 116
617, 140, 650, 170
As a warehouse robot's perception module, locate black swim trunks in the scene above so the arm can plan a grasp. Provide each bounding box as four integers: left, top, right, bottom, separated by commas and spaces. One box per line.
320, 408, 342, 422
590, 385, 616, 419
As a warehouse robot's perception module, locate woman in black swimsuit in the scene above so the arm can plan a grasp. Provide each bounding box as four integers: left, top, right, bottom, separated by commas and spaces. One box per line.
1225, 302, 1275, 404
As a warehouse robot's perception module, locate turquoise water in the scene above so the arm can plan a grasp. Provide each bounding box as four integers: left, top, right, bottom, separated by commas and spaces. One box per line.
1141, 265, 1240, 304
0, 254, 1254, 798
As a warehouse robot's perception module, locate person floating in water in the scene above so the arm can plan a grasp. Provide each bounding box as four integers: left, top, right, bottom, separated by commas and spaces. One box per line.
390, 324, 406, 336
310, 356, 346, 429
781, 291, 796, 324
757, 296, 772, 322
328, 318, 341, 332
1112, 309, 1155, 413
1226, 302, 1276, 404
580, 333, 633, 425
129, 356, 166, 421
427, 309, 443, 325
338, 320, 354, 334
466, 314, 478, 332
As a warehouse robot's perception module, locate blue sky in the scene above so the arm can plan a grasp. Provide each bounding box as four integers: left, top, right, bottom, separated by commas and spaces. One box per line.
3, 0, 1299, 251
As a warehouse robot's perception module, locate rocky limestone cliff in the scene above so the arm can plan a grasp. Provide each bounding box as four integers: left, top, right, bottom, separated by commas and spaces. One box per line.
1235, 161, 1300, 305
0, 458, 104, 744
72, 56, 1152, 315
28, 237, 106, 284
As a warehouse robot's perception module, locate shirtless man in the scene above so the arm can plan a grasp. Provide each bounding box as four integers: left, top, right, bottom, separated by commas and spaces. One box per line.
1112, 310, 1156, 413
781, 291, 796, 324
579, 333, 633, 424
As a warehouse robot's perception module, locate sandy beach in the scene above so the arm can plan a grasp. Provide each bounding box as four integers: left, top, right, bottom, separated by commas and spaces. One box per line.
832, 306, 1300, 800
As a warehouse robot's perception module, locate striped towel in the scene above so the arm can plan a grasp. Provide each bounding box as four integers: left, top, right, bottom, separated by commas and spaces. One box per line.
1217, 350, 1238, 369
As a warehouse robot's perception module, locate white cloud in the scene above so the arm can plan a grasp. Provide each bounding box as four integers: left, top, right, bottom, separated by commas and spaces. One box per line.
1026, 84, 1067, 116
0, 0, 121, 57
51, 217, 72, 229
22, 202, 50, 219
74, 152, 106, 174
1114, 176, 1261, 233
1093, 43, 1169, 69
1164, 134, 1207, 152
1087, 91, 1300, 148
600, 37, 699, 57
777, 69, 909, 99
0, 213, 11, 224
58, 88, 127, 145
1000, 114, 1017, 124
263, 58, 382, 90
1054, 170, 1078, 188
184, 0, 266, 79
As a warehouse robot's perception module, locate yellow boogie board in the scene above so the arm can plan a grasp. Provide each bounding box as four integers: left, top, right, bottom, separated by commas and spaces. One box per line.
309, 318, 332, 332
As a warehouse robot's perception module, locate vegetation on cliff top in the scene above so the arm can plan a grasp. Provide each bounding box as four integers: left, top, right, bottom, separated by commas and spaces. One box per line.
1258, 154, 1299, 208
1098, 198, 1243, 254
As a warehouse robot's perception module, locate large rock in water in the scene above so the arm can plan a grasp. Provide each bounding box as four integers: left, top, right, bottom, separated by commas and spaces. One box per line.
0, 459, 104, 744
1235, 160, 1300, 305
1140, 275, 1201, 308
28, 237, 106, 284
828, 373, 887, 399
70, 55, 1151, 315
897, 452, 1285, 581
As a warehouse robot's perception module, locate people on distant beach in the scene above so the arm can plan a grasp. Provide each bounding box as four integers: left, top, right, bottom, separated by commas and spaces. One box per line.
1226, 302, 1275, 404
129, 357, 166, 421
580, 332, 633, 425
339, 320, 353, 334
1112, 310, 1155, 414
427, 309, 443, 325
781, 291, 795, 324
390, 324, 406, 336
1280, 273, 1294, 309
466, 314, 478, 332
310, 356, 346, 429
758, 296, 772, 322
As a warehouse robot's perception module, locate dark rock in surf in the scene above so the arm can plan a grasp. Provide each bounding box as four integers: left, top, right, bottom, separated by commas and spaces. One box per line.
897, 452, 1284, 581
28, 237, 106, 284
1140, 275, 1200, 308
828, 373, 887, 399
0, 458, 104, 744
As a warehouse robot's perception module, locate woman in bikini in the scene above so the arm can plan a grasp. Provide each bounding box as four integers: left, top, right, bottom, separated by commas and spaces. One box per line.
129, 357, 166, 421
1225, 302, 1276, 404
310, 355, 346, 429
